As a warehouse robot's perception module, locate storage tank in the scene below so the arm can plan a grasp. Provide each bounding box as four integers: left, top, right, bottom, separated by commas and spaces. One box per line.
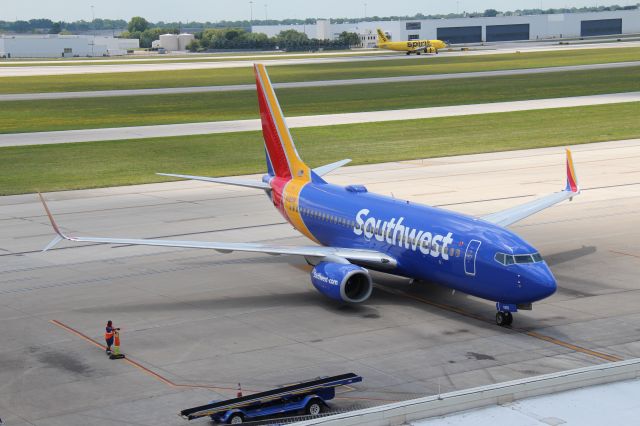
177, 33, 195, 51
159, 34, 178, 51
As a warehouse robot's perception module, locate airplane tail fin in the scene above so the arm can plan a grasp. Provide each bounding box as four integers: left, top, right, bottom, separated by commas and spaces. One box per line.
254, 63, 315, 182
376, 29, 388, 44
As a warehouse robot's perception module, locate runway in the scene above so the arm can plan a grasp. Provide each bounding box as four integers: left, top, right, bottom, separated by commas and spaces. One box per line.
2, 61, 638, 101
2, 91, 639, 147
0, 48, 390, 66
1, 140, 639, 425
1, 40, 639, 77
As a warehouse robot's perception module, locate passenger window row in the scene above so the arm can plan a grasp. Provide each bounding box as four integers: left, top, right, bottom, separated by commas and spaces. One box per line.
298, 206, 355, 229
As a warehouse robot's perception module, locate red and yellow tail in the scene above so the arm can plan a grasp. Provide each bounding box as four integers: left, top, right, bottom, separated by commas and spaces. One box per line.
254, 63, 311, 181
565, 149, 579, 193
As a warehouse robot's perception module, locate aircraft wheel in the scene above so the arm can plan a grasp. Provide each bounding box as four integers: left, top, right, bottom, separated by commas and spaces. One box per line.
496, 312, 513, 326
406, 51, 411, 55
505, 312, 513, 326
416, 51, 421, 55
228, 413, 244, 424
305, 399, 323, 415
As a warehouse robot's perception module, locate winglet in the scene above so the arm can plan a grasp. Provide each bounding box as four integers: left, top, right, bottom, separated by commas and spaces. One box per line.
565, 149, 580, 193
38, 193, 69, 251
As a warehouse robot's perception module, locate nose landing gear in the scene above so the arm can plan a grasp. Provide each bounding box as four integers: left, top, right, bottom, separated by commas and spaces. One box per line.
495, 302, 518, 326
495, 311, 513, 326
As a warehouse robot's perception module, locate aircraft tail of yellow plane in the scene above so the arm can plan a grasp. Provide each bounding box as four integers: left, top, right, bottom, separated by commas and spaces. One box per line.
376, 29, 389, 44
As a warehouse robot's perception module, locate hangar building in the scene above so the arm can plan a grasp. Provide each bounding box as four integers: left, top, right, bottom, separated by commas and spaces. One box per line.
0, 35, 139, 58
252, 9, 640, 47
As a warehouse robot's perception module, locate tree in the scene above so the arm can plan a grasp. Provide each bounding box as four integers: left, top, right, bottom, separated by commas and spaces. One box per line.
186, 40, 201, 52
12, 20, 30, 32
224, 29, 242, 40
128, 16, 149, 33
49, 22, 62, 34
337, 31, 361, 47
484, 9, 499, 17
276, 29, 309, 50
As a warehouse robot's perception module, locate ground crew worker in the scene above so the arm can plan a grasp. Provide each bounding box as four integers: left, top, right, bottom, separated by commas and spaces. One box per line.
104, 320, 119, 354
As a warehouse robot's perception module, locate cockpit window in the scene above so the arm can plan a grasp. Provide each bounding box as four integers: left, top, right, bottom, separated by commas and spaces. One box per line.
494, 252, 543, 265
514, 254, 534, 264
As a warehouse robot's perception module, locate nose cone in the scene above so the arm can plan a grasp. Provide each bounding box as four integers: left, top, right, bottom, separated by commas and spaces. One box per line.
527, 262, 557, 301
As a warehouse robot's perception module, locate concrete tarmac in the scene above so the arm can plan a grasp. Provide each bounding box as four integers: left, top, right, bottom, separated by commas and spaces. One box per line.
1, 61, 638, 101
2, 91, 639, 147
1, 40, 639, 77
1, 140, 640, 425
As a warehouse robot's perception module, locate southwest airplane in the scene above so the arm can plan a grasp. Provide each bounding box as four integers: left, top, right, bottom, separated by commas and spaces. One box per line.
40, 64, 581, 327
376, 29, 447, 55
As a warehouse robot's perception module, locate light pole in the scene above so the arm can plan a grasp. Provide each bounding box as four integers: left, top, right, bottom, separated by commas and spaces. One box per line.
249, 1, 254, 25
90, 5, 95, 56
364, 2, 367, 19
264, 3, 268, 21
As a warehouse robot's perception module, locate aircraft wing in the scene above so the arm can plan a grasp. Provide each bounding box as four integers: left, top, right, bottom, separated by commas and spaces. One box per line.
38, 194, 396, 269
481, 149, 580, 227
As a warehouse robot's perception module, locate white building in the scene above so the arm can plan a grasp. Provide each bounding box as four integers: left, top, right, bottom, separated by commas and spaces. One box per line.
0, 34, 139, 58
252, 9, 640, 47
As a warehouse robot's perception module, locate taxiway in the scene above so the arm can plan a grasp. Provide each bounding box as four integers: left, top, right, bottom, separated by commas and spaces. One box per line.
1, 61, 637, 102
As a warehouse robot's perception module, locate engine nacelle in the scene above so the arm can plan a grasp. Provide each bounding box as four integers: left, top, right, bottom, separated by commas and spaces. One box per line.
310, 262, 373, 303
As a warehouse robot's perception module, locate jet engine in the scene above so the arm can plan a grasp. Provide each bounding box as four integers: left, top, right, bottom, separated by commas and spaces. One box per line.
310, 261, 373, 303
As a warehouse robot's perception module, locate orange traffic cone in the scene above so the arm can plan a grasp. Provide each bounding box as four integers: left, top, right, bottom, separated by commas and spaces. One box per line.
109, 329, 126, 359
237, 383, 243, 398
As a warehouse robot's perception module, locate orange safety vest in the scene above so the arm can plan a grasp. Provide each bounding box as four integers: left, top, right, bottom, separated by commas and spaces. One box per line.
105, 328, 114, 340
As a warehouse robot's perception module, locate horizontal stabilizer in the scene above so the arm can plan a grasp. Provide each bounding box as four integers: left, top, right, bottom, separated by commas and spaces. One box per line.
313, 159, 351, 177
157, 173, 270, 190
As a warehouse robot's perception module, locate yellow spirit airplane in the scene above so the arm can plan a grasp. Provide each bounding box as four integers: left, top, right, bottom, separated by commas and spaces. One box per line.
376, 29, 447, 55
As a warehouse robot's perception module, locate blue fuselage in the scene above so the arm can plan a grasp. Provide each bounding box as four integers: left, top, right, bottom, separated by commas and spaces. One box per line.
284, 180, 556, 306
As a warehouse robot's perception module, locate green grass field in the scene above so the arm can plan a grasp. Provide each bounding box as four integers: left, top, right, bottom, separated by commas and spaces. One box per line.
2, 102, 638, 195
2, 66, 639, 134
0, 46, 638, 94
0, 50, 382, 67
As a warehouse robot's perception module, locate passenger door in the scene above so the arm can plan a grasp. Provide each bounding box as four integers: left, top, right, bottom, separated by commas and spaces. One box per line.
464, 240, 482, 276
